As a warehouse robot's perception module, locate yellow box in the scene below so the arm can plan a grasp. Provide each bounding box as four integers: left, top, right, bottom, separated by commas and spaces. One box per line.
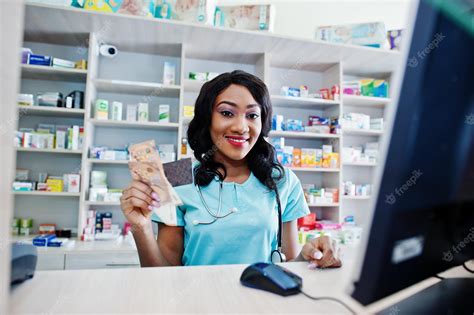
46, 179, 63, 192
75, 59, 87, 70
183, 106, 195, 118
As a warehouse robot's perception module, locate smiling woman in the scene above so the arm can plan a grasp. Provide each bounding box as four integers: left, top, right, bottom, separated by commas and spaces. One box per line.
121, 70, 342, 268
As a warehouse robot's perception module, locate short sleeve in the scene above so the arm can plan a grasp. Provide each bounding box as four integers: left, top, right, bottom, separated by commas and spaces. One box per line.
151, 205, 185, 226
281, 169, 310, 222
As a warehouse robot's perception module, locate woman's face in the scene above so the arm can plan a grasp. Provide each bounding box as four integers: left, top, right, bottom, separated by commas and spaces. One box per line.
210, 84, 262, 162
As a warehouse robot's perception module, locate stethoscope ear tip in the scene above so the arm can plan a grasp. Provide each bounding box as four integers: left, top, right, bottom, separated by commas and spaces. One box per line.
192, 220, 200, 225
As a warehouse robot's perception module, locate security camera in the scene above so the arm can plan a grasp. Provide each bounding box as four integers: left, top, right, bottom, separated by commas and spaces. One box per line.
99, 44, 118, 58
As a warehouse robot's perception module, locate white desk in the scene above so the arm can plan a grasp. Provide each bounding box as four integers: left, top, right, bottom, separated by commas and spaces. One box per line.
9, 257, 472, 314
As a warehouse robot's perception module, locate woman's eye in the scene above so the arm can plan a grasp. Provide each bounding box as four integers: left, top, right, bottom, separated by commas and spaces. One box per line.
247, 113, 260, 120
220, 110, 234, 117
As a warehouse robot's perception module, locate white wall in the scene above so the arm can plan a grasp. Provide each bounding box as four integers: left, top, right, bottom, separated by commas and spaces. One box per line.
0, 1, 24, 313
217, 0, 412, 40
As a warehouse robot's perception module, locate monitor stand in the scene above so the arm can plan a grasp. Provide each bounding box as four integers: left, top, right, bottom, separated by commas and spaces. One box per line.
377, 278, 474, 315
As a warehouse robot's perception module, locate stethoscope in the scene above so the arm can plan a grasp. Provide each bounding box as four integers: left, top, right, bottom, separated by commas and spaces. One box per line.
193, 181, 286, 263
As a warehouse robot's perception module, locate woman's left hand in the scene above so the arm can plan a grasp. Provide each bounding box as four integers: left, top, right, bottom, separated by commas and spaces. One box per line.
300, 235, 342, 268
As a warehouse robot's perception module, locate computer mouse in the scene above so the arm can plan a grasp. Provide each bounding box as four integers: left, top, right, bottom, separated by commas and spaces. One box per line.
240, 262, 302, 296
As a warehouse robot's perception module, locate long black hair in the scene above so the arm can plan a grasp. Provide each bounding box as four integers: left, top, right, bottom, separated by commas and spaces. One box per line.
187, 70, 285, 192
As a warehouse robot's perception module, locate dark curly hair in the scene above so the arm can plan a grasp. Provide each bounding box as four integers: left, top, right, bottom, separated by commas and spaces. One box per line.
187, 70, 285, 192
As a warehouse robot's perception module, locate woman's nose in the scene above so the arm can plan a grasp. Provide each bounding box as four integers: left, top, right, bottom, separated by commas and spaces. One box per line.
231, 115, 249, 134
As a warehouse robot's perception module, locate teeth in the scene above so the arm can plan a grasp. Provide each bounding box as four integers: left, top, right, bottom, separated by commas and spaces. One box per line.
226, 137, 247, 143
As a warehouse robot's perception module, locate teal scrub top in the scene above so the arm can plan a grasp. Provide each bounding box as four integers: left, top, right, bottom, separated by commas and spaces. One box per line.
151, 166, 310, 266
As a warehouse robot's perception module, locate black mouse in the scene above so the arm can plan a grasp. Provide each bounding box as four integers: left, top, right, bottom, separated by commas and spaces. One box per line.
240, 262, 302, 296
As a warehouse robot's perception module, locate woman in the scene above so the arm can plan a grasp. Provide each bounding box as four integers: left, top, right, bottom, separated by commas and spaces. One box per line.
120, 70, 342, 268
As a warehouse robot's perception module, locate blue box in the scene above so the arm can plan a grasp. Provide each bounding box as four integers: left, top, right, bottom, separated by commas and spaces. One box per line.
33, 234, 56, 247
288, 87, 300, 97
28, 54, 52, 66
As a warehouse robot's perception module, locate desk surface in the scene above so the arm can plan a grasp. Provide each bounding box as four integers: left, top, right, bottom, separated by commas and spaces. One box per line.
9, 257, 472, 314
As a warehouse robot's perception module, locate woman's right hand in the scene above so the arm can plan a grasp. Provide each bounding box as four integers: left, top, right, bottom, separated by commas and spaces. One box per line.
120, 180, 161, 228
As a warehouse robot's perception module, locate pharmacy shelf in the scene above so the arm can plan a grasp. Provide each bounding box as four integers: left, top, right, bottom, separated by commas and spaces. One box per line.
94, 79, 180, 97
85, 201, 121, 207
308, 203, 339, 207
269, 130, 339, 139
343, 94, 391, 108
15, 147, 83, 155
341, 195, 371, 200
21, 64, 87, 82
17, 105, 85, 118
90, 119, 180, 130
183, 79, 205, 93
271, 95, 339, 108
13, 191, 81, 197
342, 161, 377, 167
87, 159, 128, 165
23, 3, 400, 75
342, 128, 384, 136
289, 167, 339, 173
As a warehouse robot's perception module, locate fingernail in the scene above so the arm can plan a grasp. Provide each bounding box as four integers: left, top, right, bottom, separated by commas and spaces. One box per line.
313, 251, 323, 260
148, 205, 153, 211
152, 192, 159, 200
152, 201, 160, 207
307, 263, 317, 270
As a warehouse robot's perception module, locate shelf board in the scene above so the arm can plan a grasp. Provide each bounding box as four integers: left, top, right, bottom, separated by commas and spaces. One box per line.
308, 203, 339, 207
341, 195, 371, 200
17, 105, 85, 118
94, 78, 180, 97
289, 167, 339, 173
87, 159, 128, 165
271, 95, 339, 108
342, 128, 384, 136
342, 161, 377, 167
15, 147, 82, 154
21, 64, 87, 82
23, 3, 400, 75
90, 119, 179, 130
85, 201, 121, 207
269, 130, 339, 139
183, 79, 205, 93
343, 95, 390, 108
13, 191, 81, 197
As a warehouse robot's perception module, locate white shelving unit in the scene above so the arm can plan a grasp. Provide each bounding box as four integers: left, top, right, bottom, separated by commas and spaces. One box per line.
14, 2, 399, 240
341, 195, 371, 200
269, 130, 340, 139
342, 95, 390, 108
21, 64, 87, 82
342, 128, 384, 136
15, 147, 83, 154
94, 78, 180, 97
90, 119, 180, 130
13, 191, 81, 197
17, 106, 86, 117
271, 95, 339, 108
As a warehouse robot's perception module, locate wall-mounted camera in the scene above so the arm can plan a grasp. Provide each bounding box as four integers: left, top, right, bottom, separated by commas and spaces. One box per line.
99, 44, 118, 58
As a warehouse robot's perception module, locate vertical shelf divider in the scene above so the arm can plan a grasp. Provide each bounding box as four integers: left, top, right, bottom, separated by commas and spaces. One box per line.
78, 32, 99, 239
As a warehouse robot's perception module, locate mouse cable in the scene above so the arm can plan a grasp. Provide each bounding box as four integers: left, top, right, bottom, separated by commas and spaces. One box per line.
463, 261, 474, 273
299, 289, 356, 315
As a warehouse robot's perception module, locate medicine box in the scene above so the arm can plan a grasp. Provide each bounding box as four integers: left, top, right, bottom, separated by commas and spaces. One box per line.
159, 104, 170, 123
95, 99, 109, 120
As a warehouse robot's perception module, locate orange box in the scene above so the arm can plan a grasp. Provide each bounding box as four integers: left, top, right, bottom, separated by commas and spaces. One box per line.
292, 148, 302, 167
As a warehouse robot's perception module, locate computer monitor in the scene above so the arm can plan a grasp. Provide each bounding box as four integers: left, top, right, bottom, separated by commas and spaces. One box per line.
350, 0, 474, 312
